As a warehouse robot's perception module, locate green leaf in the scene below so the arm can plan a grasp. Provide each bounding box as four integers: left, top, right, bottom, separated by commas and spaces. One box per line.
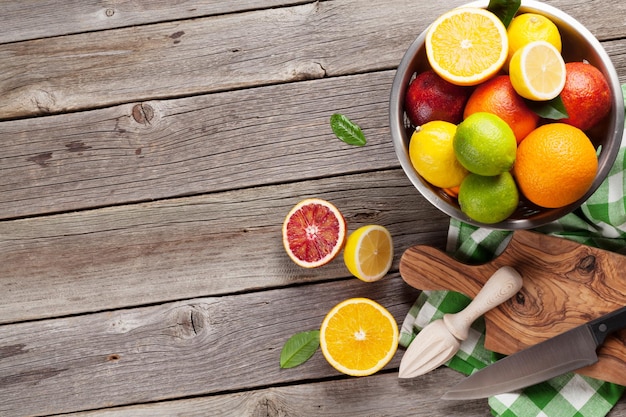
330, 113, 367, 146
525, 96, 569, 120
487, 0, 521, 27
279, 330, 320, 369
622, 83, 626, 111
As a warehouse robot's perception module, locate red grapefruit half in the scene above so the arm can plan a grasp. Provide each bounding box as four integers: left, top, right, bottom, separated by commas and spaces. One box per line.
282, 198, 347, 268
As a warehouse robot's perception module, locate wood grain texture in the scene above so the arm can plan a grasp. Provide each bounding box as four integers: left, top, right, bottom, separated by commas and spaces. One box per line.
400, 230, 626, 385
2, 0, 624, 45
0, 277, 420, 416
0, 71, 396, 219
1, 42, 624, 220
0, 0, 309, 44
63, 370, 490, 416
0, 7, 623, 220
0, 0, 458, 120
1, 0, 626, 415
0, 169, 449, 324
1, 0, 624, 120
2, 0, 622, 45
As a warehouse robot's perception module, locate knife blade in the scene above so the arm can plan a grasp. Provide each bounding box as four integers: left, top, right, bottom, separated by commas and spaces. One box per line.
442, 305, 626, 400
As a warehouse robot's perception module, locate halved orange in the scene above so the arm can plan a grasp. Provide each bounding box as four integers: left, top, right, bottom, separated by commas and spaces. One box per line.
282, 198, 347, 268
426, 7, 508, 86
320, 298, 399, 376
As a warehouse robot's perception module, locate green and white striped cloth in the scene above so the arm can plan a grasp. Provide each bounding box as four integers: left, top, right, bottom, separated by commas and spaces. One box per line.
400, 89, 626, 417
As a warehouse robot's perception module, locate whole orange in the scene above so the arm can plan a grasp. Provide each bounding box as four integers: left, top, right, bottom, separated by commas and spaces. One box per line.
463, 75, 538, 143
513, 123, 598, 208
559, 62, 611, 131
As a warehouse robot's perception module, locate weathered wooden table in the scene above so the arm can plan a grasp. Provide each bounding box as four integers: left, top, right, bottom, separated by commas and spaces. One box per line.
1, 1, 624, 416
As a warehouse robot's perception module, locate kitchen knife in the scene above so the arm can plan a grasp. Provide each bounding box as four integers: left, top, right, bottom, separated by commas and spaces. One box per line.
442, 305, 626, 400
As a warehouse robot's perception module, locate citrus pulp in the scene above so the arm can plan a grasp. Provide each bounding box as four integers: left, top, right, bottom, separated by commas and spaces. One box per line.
343, 225, 393, 282
507, 13, 562, 67
509, 40, 566, 101
320, 298, 399, 376
282, 198, 346, 268
425, 7, 508, 86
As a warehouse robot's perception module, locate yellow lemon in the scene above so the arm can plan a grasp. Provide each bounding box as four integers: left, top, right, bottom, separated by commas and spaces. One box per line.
343, 225, 393, 282
507, 13, 562, 67
409, 121, 468, 189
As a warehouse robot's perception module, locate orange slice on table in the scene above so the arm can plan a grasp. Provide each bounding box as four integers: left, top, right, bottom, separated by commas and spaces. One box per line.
426, 7, 508, 86
282, 198, 347, 268
509, 40, 566, 101
320, 298, 399, 376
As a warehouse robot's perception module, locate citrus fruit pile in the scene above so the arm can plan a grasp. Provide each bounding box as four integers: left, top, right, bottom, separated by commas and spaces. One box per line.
405, 6, 611, 224
282, 198, 394, 281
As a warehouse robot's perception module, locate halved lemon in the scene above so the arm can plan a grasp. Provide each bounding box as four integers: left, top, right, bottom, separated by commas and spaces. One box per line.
343, 225, 393, 282
509, 40, 566, 101
320, 298, 399, 376
425, 7, 508, 86
507, 13, 562, 64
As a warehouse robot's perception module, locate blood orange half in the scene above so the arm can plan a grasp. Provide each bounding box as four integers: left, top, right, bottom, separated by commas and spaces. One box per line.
282, 198, 347, 268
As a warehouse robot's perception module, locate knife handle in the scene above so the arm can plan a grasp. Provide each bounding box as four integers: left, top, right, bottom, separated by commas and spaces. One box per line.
443, 266, 523, 341
590, 305, 626, 345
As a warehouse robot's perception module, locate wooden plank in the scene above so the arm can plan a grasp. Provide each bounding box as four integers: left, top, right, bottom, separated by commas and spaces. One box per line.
0, 277, 426, 416
0, 71, 397, 219
0, 169, 449, 324
0, 0, 459, 119
11, 274, 625, 416
545, 0, 626, 41
0, 0, 308, 44
2, 0, 622, 120
0, 0, 622, 46
2, 39, 625, 219
63, 370, 491, 416
0, 2, 622, 417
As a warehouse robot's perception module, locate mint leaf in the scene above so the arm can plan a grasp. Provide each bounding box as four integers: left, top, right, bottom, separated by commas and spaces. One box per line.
525, 96, 569, 119
330, 113, 367, 146
488, 0, 521, 27
279, 330, 320, 368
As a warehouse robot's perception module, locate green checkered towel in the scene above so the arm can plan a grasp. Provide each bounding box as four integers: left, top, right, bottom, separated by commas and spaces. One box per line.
400, 87, 626, 416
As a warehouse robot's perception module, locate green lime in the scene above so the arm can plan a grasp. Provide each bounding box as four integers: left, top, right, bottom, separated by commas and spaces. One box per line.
454, 112, 517, 176
458, 171, 519, 224
409, 121, 469, 188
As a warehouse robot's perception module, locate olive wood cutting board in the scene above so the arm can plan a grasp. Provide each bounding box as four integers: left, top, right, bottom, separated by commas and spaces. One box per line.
400, 229, 626, 386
